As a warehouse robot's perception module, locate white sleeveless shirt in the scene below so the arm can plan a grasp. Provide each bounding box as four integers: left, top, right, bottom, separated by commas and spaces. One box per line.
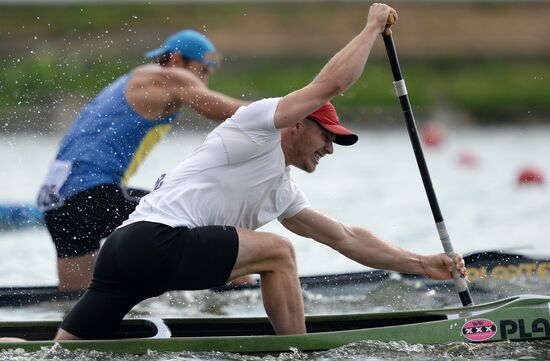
122, 97, 310, 230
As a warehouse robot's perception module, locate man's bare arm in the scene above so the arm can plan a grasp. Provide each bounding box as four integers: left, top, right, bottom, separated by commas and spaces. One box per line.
281, 207, 465, 280
126, 64, 248, 121
273, 3, 396, 130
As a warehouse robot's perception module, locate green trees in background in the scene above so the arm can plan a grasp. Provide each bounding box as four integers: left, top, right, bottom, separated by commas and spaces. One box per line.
2, 3, 549, 129
3, 54, 549, 126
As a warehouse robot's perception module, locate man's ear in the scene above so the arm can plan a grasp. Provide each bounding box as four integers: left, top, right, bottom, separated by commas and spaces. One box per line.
294, 119, 305, 130
283, 121, 301, 139
169, 52, 187, 68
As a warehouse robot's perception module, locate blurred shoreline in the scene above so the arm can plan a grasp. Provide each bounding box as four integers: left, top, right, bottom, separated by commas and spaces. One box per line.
1, 2, 549, 132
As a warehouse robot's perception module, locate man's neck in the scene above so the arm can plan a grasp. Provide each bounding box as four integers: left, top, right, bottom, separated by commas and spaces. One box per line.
280, 129, 294, 167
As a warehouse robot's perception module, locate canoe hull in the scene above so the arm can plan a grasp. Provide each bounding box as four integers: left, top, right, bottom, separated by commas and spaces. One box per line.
1, 294, 549, 354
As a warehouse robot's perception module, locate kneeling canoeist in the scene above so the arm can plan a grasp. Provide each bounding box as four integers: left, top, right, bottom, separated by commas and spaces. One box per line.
54, 3, 465, 340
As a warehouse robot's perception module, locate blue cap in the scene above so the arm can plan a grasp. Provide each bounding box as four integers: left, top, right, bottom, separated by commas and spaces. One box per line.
144, 29, 218, 69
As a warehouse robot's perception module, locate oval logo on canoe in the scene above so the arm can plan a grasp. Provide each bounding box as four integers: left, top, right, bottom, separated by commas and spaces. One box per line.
461, 319, 497, 342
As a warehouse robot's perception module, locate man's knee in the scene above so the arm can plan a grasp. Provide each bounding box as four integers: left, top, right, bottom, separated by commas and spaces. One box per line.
233, 230, 298, 277
266, 235, 297, 271
57, 252, 97, 291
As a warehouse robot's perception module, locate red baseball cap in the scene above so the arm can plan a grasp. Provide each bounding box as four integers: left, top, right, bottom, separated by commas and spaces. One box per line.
306, 102, 358, 146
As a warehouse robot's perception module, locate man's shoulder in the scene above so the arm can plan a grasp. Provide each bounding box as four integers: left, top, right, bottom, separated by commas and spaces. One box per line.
228, 98, 280, 127
128, 64, 162, 79
233, 97, 281, 118
249, 97, 282, 108
127, 64, 186, 95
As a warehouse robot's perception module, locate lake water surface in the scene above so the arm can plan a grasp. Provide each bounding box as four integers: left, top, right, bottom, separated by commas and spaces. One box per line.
1, 125, 549, 360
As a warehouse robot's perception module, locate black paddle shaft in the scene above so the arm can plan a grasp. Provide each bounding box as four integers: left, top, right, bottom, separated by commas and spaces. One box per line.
382, 33, 474, 307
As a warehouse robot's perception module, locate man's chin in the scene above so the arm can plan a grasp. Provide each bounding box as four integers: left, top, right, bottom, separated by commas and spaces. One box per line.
295, 163, 316, 173
305, 163, 317, 173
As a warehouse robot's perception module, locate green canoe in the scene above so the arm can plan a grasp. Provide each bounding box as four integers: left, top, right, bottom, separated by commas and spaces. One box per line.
1, 294, 549, 355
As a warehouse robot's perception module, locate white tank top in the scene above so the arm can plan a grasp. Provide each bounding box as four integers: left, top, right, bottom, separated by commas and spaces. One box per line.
123, 97, 310, 230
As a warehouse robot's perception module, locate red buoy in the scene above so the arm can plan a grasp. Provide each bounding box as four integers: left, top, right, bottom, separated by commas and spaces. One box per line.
457, 150, 480, 168
420, 122, 445, 147
517, 166, 545, 185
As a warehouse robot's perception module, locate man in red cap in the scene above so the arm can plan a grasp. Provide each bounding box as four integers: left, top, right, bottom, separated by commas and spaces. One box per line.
53, 3, 465, 340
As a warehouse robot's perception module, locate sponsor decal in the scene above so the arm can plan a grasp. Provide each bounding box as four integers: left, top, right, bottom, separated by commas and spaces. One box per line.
500, 318, 550, 340
461, 319, 497, 342
466, 262, 550, 282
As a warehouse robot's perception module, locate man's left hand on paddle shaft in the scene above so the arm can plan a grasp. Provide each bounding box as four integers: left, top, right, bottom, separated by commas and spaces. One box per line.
420, 253, 466, 280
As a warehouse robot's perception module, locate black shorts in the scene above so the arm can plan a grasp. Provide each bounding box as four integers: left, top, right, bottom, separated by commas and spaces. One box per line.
60, 221, 239, 339
44, 184, 148, 258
